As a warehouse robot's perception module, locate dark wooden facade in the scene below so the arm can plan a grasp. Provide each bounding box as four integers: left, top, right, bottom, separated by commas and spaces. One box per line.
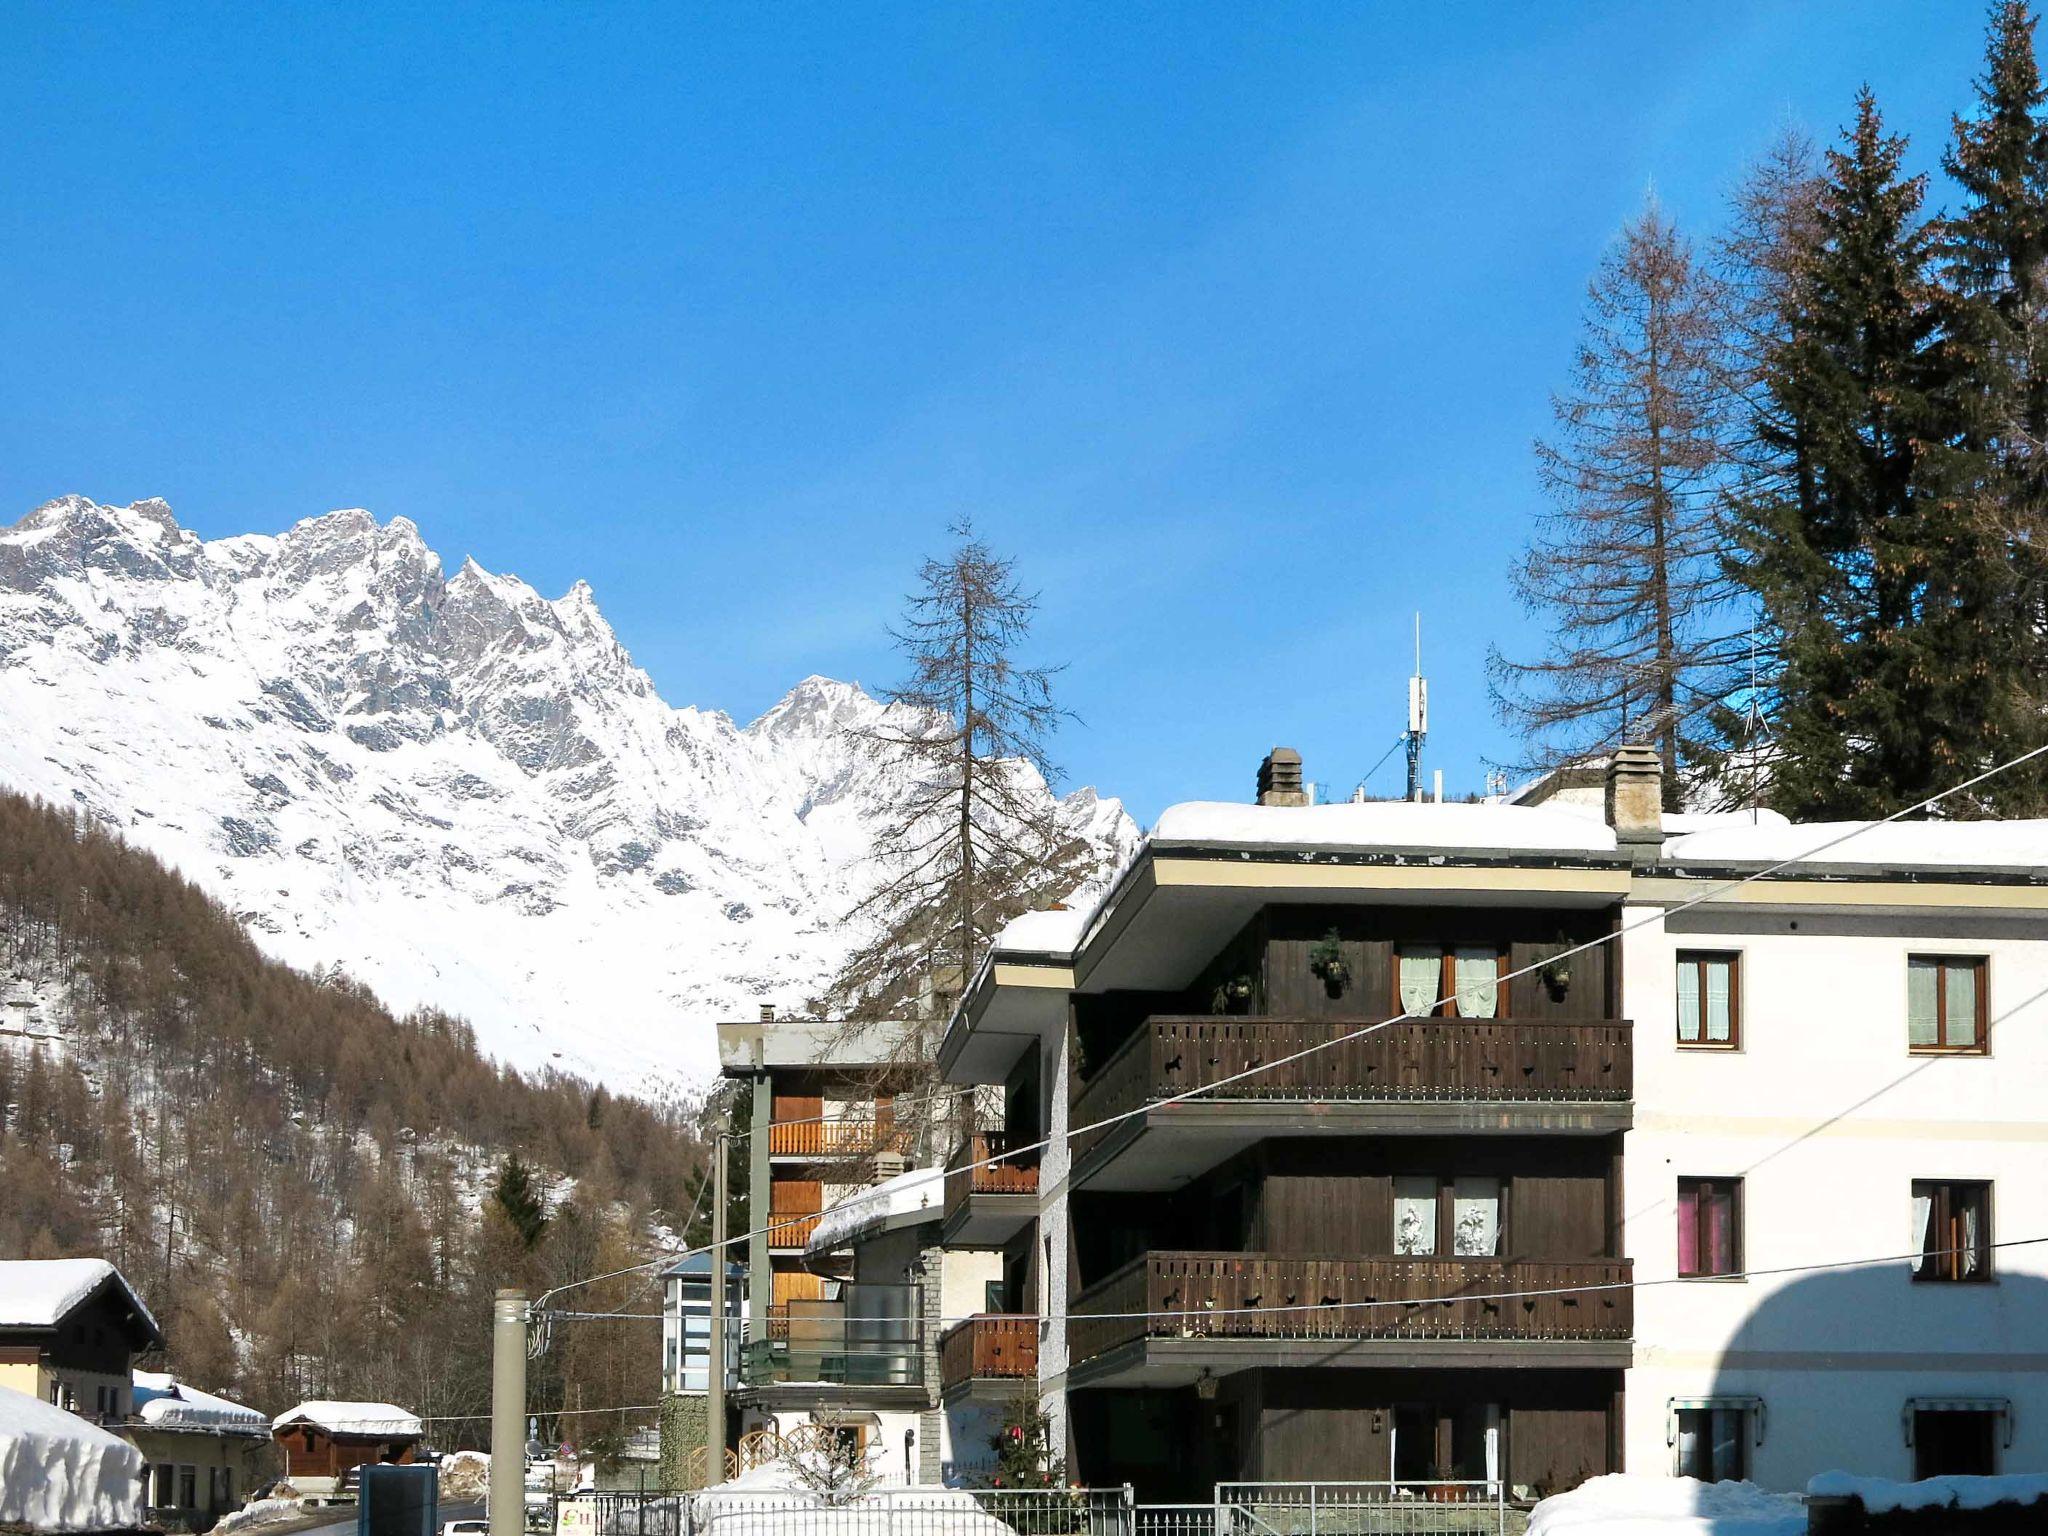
274, 1423, 417, 1482
939, 1314, 1039, 1393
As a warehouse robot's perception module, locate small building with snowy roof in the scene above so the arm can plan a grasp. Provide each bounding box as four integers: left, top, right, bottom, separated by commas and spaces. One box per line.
271, 1401, 421, 1498
127, 1371, 274, 1530
0, 1259, 163, 1423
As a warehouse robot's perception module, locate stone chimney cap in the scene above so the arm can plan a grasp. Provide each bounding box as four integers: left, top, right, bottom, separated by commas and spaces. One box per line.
1257, 747, 1309, 807
759, 1003, 776, 1023
1605, 745, 1664, 866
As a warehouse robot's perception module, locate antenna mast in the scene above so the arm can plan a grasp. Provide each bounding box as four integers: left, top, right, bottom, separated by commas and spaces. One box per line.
1405, 614, 1428, 802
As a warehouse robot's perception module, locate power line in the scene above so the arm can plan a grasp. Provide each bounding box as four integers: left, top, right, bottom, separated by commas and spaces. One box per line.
548, 1234, 2046, 1329
533, 735, 2048, 1323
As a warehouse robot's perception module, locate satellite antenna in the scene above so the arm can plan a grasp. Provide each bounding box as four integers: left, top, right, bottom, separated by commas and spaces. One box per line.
1405, 614, 1428, 802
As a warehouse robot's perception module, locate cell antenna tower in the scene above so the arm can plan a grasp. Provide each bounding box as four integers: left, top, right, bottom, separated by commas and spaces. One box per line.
1405, 614, 1428, 802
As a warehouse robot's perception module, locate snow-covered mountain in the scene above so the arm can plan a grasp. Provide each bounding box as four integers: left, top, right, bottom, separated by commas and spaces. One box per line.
0, 496, 1136, 1092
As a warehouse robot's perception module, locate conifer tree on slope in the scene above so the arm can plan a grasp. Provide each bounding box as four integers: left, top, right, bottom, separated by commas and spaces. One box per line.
1730, 91, 2028, 816
1490, 198, 1739, 808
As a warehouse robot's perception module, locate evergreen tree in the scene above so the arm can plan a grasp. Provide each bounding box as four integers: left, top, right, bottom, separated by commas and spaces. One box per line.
986, 1392, 1066, 1489
1728, 90, 2033, 815
1490, 197, 1740, 804
492, 1154, 550, 1250
1941, 0, 2048, 764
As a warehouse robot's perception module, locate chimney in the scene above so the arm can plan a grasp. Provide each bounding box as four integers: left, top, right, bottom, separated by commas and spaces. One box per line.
759, 1004, 776, 1023
1257, 747, 1309, 807
1605, 745, 1664, 866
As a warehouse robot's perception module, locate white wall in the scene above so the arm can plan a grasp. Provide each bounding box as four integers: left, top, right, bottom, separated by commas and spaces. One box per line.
1037, 1016, 1073, 1468
1622, 903, 2048, 1487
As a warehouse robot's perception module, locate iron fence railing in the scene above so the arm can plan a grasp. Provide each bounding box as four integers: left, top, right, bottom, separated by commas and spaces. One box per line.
561, 1482, 1513, 1536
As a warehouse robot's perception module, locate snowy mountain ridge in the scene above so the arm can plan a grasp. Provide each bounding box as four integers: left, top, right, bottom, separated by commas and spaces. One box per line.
0, 495, 1137, 1092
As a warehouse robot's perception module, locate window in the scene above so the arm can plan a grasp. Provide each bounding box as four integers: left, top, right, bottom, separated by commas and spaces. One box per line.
1677, 1178, 1742, 1278
1912, 1180, 1991, 1282
1677, 952, 1740, 1048
1914, 1408, 1999, 1477
1393, 1174, 1502, 1257
153, 1465, 175, 1507
177, 1466, 197, 1509
984, 1280, 1005, 1313
1394, 946, 1507, 1018
1673, 1402, 1753, 1482
1908, 956, 1987, 1053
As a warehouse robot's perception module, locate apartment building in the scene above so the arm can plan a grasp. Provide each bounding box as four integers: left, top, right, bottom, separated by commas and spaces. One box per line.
936, 746, 2048, 1497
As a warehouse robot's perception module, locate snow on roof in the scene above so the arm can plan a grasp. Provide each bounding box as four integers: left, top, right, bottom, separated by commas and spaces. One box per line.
0, 1259, 159, 1340
805, 1165, 944, 1254
1807, 1470, 2048, 1513
0, 1382, 145, 1532
1151, 800, 1621, 855
1527, 1473, 1803, 1536
133, 1371, 268, 1434
272, 1401, 423, 1437
991, 907, 1089, 957
1663, 817, 2048, 872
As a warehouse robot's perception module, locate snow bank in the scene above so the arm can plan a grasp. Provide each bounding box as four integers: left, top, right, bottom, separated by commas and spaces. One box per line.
807, 1165, 944, 1253
1526, 1475, 1803, 1536
272, 1399, 422, 1436
1152, 800, 1621, 854
691, 1475, 1019, 1536
1664, 818, 2048, 871
1807, 1470, 2048, 1513
134, 1369, 268, 1432
0, 1258, 157, 1335
212, 1496, 311, 1535
0, 1382, 146, 1532
440, 1449, 490, 1499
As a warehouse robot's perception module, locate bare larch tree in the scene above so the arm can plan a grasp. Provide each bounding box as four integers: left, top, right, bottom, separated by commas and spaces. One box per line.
1489, 196, 1743, 806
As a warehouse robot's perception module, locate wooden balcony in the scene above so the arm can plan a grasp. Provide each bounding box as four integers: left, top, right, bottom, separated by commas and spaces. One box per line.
767, 1118, 916, 1159
941, 1131, 1040, 1246
1070, 1016, 1632, 1182
939, 1314, 1040, 1398
765, 1210, 822, 1249
1069, 1252, 1632, 1381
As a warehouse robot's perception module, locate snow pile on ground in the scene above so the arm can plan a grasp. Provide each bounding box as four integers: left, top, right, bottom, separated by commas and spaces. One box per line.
273, 1399, 423, 1435
1152, 800, 1621, 854
212, 1495, 310, 1534
1808, 1470, 2048, 1512
133, 1370, 268, 1432
807, 1164, 944, 1253
440, 1449, 490, 1499
1526, 1475, 1804, 1536
0, 1382, 146, 1531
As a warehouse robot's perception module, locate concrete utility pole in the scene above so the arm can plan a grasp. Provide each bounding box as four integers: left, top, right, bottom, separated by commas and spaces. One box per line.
706, 1131, 727, 1485
491, 1290, 527, 1536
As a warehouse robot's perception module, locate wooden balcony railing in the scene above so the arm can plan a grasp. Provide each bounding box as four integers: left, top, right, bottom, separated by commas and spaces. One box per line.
1071, 1016, 1632, 1159
939, 1314, 1040, 1391
765, 1211, 822, 1248
943, 1131, 1040, 1217
1069, 1252, 1631, 1365
768, 1119, 917, 1158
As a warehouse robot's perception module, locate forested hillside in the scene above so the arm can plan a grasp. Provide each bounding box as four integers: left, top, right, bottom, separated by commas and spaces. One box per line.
0, 788, 699, 1445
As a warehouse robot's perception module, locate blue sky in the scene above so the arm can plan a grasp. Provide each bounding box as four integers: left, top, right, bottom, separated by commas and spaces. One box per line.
0, 3, 1998, 822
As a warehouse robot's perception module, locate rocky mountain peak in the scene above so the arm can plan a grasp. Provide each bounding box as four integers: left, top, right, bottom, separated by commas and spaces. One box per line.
0, 495, 1138, 1091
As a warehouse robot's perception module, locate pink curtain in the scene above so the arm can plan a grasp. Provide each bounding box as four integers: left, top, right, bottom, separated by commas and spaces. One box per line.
1707, 1189, 1733, 1274
1677, 1186, 1700, 1274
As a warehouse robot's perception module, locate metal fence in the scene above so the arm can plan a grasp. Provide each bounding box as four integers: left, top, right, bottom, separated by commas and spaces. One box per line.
557, 1483, 1508, 1536
1214, 1483, 1507, 1536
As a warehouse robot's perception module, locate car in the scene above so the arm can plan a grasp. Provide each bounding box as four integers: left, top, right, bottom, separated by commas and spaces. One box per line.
443, 1520, 491, 1536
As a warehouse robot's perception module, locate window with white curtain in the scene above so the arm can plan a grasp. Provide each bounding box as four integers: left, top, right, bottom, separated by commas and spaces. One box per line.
1452, 1176, 1501, 1256
1452, 948, 1501, 1019
1677, 952, 1739, 1047
1395, 946, 1507, 1018
1908, 956, 1987, 1053
1913, 1180, 1991, 1282
1397, 949, 1441, 1016
1394, 1175, 1438, 1254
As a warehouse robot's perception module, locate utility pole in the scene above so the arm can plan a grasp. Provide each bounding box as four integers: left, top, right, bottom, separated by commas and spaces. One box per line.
491, 1291, 526, 1536
706, 1131, 728, 1485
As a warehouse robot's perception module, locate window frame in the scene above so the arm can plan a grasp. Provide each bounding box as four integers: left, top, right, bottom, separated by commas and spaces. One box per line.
1391, 945, 1512, 1019
1907, 954, 1988, 1055
1670, 1399, 1757, 1482
1675, 950, 1742, 1050
1912, 1179, 1993, 1284
1390, 1172, 1508, 1258
1676, 1176, 1744, 1279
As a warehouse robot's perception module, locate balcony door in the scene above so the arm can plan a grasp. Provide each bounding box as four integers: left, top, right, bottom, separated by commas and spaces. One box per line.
1392, 1402, 1500, 1489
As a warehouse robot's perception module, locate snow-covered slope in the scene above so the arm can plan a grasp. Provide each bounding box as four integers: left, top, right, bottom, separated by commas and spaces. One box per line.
0, 496, 1136, 1092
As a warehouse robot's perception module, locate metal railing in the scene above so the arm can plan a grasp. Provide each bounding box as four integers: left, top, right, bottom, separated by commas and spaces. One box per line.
685, 1485, 1132, 1536
740, 1285, 924, 1388
1215, 1482, 1507, 1536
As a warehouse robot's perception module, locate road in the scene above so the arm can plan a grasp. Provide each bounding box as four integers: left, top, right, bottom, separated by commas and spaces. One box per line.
299, 1496, 484, 1536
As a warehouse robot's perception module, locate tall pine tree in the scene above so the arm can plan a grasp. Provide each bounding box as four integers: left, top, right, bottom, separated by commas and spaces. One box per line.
1729, 90, 2032, 816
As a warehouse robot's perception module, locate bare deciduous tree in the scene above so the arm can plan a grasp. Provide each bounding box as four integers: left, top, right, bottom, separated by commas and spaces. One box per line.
1489, 197, 1744, 805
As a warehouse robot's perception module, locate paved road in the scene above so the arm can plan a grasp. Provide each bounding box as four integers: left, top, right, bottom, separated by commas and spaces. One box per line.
299, 1495, 485, 1536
